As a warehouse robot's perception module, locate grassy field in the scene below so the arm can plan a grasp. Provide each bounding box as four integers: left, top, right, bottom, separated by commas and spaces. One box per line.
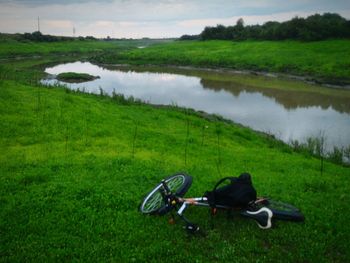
0, 40, 118, 58
1, 77, 350, 262
2, 38, 350, 85
109, 40, 350, 85
0, 38, 171, 59
1, 38, 350, 262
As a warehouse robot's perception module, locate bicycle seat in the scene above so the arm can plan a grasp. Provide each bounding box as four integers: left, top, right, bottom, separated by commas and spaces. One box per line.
241, 207, 273, 229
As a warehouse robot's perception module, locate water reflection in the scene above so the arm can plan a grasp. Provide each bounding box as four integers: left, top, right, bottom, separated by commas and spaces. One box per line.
110, 66, 350, 114
200, 79, 350, 114
42, 61, 350, 151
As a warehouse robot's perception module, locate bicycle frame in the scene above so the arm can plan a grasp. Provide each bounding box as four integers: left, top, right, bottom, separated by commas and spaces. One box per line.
177, 197, 228, 213
160, 181, 273, 231
140, 174, 304, 232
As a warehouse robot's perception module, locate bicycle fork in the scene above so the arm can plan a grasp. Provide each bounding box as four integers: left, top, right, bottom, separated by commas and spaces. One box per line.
176, 197, 210, 232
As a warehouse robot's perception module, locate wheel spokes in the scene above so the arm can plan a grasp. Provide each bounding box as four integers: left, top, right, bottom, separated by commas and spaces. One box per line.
143, 192, 164, 212
141, 175, 186, 213
166, 176, 184, 192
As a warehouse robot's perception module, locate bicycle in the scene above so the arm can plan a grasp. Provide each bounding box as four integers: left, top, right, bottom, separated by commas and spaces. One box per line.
139, 172, 304, 232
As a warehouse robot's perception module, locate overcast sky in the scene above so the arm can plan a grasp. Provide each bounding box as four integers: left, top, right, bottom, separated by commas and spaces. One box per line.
0, 0, 349, 38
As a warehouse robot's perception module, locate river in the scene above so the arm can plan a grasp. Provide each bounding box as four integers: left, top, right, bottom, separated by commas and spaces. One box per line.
42, 61, 350, 152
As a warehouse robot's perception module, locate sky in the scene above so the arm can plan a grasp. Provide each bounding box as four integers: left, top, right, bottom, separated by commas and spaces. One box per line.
0, 0, 350, 38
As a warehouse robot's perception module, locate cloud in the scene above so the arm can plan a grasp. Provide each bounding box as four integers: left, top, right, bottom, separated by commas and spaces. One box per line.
95, 21, 115, 27
45, 20, 73, 29
176, 10, 350, 35
0, 0, 349, 37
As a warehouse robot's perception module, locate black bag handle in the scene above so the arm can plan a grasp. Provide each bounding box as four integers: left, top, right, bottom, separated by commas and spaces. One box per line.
212, 177, 235, 192
207, 177, 236, 209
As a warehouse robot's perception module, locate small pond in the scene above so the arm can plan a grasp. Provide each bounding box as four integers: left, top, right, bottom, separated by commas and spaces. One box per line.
42, 61, 350, 152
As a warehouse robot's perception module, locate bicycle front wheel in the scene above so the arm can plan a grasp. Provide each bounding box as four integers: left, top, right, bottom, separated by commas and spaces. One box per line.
139, 173, 192, 215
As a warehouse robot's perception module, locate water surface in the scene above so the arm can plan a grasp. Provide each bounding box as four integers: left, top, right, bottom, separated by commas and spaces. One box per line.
42, 61, 350, 152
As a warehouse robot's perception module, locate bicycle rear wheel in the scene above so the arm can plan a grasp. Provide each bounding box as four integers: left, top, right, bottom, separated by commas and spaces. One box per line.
139, 173, 192, 215
254, 199, 304, 222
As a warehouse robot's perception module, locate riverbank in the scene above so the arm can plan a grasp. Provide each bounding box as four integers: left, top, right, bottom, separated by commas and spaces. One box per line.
3, 56, 350, 159
41, 61, 350, 159
1, 77, 350, 261
2, 38, 350, 87
98, 39, 350, 86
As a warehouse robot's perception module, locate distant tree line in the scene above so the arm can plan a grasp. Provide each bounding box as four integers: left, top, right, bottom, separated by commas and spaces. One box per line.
0, 31, 98, 42
180, 13, 350, 41
22, 31, 75, 42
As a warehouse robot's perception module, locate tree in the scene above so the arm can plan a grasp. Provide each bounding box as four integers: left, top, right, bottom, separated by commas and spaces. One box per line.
236, 18, 244, 29
198, 13, 350, 41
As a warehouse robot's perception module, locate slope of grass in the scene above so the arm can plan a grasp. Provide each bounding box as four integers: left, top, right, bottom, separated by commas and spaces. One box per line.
113, 40, 350, 85
0, 39, 120, 58
0, 38, 172, 59
1, 79, 349, 262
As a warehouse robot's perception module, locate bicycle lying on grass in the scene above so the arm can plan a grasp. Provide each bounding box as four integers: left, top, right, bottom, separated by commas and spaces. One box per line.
139, 173, 304, 232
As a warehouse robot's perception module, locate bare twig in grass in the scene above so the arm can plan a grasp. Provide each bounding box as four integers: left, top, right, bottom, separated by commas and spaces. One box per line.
201, 125, 208, 146
65, 125, 69, 156
36, 86, 41, 114
344, 146, 350, 164
84, 108, 89, 147
318, 132, 326, 176
132, 123, 138, 159
184, 117, 190, 166
215, 123, 223, 176
216, 123, 221, 165
216, 160, 222, 177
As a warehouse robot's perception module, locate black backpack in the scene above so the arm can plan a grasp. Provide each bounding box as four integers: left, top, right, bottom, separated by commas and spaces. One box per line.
204, 173, 257, 208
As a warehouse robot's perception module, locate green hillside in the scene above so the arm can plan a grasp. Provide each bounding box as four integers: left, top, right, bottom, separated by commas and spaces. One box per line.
1, 78, 349, 262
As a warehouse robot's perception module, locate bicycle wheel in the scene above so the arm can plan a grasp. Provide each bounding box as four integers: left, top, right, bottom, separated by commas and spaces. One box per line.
139, 173, 192, 215
254, 199, 304, 222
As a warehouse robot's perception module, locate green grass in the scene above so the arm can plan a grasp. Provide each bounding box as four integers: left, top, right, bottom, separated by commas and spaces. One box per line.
56, 72, 99, 83
1, 38, 349, 262
0, 39, 119, 58
0, 38, 172, 59
114, 40, 350, 85
2, 38, 349, 85
1, 78, 350, 262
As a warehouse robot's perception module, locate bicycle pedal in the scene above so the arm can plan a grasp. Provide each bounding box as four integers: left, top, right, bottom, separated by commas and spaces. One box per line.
184, 224, 199, 233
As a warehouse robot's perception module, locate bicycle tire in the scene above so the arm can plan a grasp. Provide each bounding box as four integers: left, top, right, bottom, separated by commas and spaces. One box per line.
255, 199, 304, 222
139, 173, 192, 215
